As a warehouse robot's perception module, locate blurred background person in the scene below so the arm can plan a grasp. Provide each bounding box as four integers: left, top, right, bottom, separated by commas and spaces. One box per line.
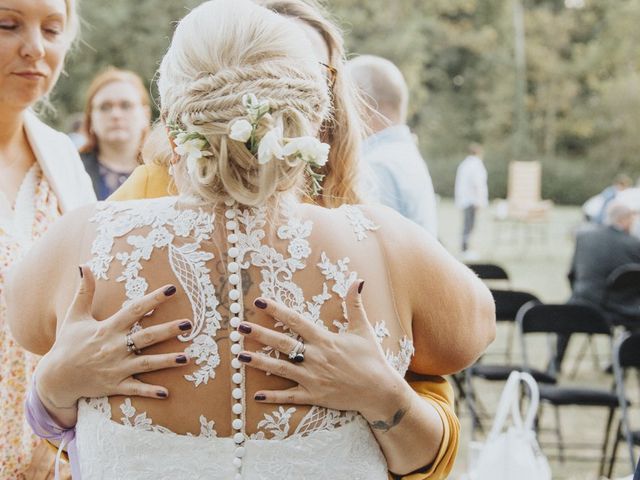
348, 55, 438, 238
80, 67, 150, 200
554, 201, 640, 371
0, 0, 95, 476
582, 173, 632, 224
454, 142, 487, 259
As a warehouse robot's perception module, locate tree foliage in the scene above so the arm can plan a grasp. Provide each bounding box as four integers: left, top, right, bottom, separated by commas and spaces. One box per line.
50, 0, 640, 204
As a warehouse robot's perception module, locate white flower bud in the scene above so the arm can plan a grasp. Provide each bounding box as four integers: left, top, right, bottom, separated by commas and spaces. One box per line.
257, 127, 284, 165
229, 119, 253, 143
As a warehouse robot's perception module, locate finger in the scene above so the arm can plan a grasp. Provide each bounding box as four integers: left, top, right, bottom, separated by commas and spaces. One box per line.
237, 322, 298, 356
66, 265, 96, 322
130, 319, 193, 350
127, 352, 190, 376
110, 284, 178, 330
253, 298, 323, 341
253, 386, 311, 405
238, 351, 307, 384
118, 378, 170, 400
344, 279, 371, 335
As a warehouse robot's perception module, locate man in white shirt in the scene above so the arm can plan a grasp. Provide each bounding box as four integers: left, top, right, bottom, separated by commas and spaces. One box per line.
455, 143, 488, 255
347, 55, 438, 238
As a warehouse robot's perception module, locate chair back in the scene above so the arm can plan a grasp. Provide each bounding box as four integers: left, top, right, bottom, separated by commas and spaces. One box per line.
606, 264, 640, 292
517, 302, 612, 336
516, 302, 612, 372
467, 263, 510, 281
491, 289, 540, 323
612, 332, 640, 470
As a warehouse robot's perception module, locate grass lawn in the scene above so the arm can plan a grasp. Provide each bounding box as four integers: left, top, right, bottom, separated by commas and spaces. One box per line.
435, 198, 639, 480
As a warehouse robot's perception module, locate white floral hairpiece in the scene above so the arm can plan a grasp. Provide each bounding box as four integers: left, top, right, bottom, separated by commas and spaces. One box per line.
228, 94, 330, 196
168, 126, 213, 176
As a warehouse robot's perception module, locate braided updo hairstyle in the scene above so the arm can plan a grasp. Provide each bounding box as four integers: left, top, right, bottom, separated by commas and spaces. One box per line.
158, 0, 331, 206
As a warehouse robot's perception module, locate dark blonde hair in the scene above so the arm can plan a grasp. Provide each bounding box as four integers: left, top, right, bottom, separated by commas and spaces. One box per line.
80, 67, 151, 155
258, 0, 366, 207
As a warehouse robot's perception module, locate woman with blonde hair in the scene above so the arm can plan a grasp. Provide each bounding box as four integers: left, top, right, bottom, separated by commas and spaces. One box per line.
79, 67, 151, 199
0, 0, 95, 476
8, 0, 494, 477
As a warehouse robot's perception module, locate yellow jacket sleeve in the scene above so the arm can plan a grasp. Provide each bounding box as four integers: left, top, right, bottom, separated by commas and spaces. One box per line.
389, 376, 459, 480
108, 164, 174, 201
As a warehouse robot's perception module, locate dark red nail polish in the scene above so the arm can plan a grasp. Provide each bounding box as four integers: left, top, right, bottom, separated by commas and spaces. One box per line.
238, 353, 252, 363
78, 266, 84, 278
179, 321, 192, 331
157, 390, 168, 398
254, 393, 266, 401
238, 323, 252, 334
358, 280, 365, 294
254, 298, 267, 309
164, 286, 177, 296
176, 355, 187, 364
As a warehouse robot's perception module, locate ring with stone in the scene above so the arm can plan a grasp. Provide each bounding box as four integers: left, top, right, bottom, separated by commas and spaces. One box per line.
125, 333, 142, 355
288, 340, 305, 363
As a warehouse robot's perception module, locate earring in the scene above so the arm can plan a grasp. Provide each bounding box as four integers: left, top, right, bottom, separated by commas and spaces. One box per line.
168, 163, 175, 177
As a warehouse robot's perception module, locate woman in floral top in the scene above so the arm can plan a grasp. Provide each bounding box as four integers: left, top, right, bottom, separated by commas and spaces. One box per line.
0, 0, 95, 476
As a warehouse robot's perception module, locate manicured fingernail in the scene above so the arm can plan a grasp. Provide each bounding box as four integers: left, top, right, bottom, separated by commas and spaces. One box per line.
358, 280, 365, 294
157, 390, 168, 398
238, 353, 252, 363
79, 266, 84, 278
254, 298, 267, 309
254, 393, 266, 401
179, 321, 192, 331
238, 323, 252, 334
164, 286, 177, 296
176, 355, 187, 364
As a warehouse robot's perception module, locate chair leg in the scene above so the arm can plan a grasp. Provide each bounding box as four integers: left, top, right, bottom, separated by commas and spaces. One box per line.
569, 336, 590, 379
608, 420, 622, 479
554, 405, 564, 463
599, 406, 615, 478
505, 323, 514, 364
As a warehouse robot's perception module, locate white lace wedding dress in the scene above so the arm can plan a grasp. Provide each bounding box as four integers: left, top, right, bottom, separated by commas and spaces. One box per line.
74, 196, 414, 479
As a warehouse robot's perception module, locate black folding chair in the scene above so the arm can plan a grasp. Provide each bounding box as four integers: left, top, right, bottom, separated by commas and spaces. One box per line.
466, 293, 551, 436
466, 263, 510, 287
608, 332, 640, 477
517, 302, 618, 476
603, 263, 640, 330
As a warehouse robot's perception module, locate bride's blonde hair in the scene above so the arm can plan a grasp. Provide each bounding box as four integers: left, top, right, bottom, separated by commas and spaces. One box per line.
158, 0, 330, 206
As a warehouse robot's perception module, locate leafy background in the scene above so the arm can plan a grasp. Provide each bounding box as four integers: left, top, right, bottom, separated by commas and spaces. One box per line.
49, 0, 640, 204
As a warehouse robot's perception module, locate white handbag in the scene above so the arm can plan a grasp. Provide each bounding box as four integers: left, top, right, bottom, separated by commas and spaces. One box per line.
465, 370, 552, 480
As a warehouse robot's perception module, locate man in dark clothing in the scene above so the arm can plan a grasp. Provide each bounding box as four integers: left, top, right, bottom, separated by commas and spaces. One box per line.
555, 202, 640, 371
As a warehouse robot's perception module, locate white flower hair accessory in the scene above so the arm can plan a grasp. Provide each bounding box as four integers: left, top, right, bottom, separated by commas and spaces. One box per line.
227, 94, 331, 196
168, 126, 213, 176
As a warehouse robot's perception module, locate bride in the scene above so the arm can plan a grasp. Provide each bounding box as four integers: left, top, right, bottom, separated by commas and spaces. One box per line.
7, 0, 494, 478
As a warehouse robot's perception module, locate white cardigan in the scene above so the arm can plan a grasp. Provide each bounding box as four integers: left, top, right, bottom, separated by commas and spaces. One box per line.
24, 111, 96, 212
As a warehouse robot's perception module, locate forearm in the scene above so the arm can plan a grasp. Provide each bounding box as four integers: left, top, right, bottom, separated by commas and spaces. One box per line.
360, 377, 444, 475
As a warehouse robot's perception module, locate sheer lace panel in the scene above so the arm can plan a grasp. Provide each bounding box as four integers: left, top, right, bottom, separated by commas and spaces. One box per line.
81, 197, 412, 475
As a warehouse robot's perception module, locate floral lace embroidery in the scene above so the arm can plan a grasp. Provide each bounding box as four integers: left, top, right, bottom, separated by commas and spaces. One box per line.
89, 199, 222, 386
339, 204, 380, 241
85, 199, 413, 442
386, 336, 415, 377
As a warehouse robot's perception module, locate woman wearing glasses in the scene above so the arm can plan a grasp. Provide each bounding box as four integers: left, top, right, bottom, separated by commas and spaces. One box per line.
79, 68, 150, 200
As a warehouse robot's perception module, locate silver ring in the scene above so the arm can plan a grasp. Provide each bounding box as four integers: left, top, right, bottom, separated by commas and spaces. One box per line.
126, 333, 142, 355
288, 340, 305, 363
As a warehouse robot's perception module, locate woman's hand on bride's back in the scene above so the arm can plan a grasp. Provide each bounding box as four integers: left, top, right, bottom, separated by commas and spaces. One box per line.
36, 265, 193, 412
236, 280, 409, 421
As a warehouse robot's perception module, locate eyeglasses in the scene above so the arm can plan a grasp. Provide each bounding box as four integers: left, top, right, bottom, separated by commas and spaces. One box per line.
94, 100, 139, 114
319, 62, 337, 90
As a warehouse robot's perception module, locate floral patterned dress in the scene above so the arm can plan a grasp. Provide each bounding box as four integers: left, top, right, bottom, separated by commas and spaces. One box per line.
0, 163, 61, 478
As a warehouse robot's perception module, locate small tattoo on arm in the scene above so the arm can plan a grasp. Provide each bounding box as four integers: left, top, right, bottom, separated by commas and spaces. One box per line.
369, 408, 407, 433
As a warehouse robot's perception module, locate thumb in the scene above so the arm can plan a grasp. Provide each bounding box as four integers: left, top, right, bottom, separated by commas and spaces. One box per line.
67, 265, 96, 321
345, 279, 371, 335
